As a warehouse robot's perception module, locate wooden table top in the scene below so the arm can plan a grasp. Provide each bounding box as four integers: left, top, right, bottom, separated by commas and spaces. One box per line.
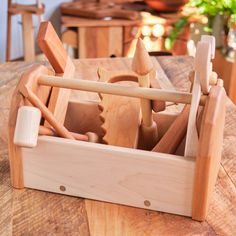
0, 57, 235, 235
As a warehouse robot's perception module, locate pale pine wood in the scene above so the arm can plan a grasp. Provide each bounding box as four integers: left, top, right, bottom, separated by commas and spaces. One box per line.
22, 136, 195, 217
38, 21, 75, 127
192, 85, 226, 221
98, 68, 140, 148
198, 36, 214, 95
22, 13, 35, 62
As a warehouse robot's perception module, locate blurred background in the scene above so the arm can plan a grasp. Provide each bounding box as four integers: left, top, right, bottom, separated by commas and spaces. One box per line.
1, 0, 236, 101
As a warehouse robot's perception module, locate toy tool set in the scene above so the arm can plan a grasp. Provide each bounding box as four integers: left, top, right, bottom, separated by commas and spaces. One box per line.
8, 22, 226, 221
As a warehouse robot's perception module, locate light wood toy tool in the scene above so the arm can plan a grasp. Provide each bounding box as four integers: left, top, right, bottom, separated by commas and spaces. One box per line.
97, 39, 165, 149
132, 39, 159, 150
97, 68, 141, 148
8, 24, 226, 221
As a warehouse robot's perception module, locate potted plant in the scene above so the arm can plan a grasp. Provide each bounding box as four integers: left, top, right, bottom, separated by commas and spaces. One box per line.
165, 0, 236, 50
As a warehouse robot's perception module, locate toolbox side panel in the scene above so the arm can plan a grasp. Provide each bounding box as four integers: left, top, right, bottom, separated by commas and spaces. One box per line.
22, 136, 195, 216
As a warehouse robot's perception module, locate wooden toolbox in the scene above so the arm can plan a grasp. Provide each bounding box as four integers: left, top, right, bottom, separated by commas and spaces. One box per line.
8, 22, 226, 221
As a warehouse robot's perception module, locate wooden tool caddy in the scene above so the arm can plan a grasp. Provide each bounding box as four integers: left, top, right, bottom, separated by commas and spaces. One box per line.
8, 22, 226, 221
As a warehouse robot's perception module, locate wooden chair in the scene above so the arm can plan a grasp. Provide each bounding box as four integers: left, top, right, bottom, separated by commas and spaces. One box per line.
6, 0, 44, 61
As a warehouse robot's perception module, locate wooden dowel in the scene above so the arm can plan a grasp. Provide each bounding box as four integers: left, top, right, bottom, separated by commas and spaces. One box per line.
39, 126, 88, 141
38, 75, 207, 105
23, 88, 75, 140
138, 74, 153, 127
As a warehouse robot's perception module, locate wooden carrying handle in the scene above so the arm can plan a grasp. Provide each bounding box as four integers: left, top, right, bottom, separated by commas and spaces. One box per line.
97, 67, 165, 113
38, 75, 207, 105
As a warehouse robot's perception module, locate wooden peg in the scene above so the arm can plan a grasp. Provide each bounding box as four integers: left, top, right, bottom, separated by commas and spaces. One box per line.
189, 70, 218, 86
39, 126, 99, 143
14, 106, 41, 148
38, 21, 75, 127
199, 36, 215, 94
132, 38, 158, 150
201, 35, 215, 59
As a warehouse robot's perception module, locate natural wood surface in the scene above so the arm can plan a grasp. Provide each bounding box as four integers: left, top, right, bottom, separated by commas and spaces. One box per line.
98, 68, 140, 148
8, 64, 52, 188
152, 105, 190, 154
132, 39, 158, 150
1, 57, 236, 235
192, 85, 226, 220
22, 136, 195, 216
14, 106, 41, 148
185, 41, 212, 157
38, 22, 75, 127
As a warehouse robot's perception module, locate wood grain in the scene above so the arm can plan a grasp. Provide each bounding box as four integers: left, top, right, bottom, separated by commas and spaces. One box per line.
22, 136, 195, 216
12, 189, 90, 235
8, 64, 52, 188
192, 85, 226, 220
152, 105, 190, 154
1, 57, 236, 234
38, 21, 75, 127
98, 68, 140, 148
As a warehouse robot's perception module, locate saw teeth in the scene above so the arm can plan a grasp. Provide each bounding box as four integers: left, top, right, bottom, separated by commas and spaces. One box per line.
98, 94, 108, 144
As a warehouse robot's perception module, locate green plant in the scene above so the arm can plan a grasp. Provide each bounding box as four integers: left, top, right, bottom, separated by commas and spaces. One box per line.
165, 0, 236, 50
